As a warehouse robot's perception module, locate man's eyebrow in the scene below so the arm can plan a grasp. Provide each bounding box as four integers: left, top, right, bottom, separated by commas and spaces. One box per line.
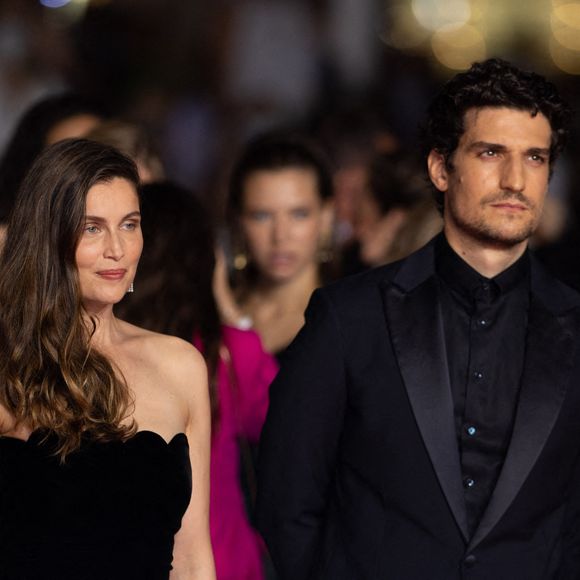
466, 141, 507, 152
527, 147, 551, 156
84, 211, 141, 222
466, 141, 551, 156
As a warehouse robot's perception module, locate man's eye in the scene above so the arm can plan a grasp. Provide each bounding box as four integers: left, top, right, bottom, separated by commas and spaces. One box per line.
530, 154, 546, 163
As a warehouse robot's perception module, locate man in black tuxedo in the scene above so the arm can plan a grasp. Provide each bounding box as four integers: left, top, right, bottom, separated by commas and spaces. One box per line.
256, 58, 580, 579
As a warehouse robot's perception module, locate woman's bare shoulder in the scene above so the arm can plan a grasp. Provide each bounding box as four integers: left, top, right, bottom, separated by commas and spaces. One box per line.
116, 320, 207, 395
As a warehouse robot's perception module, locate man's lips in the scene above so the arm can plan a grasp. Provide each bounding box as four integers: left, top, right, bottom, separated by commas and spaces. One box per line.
96, 269, 127, 280
490, 202, 528, 211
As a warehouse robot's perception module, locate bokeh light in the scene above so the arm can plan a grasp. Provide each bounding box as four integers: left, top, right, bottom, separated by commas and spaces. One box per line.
431, 24, 486, 70
39, 0, 71, 7
550, 35, 580, 73
383, 2, 430, 49
411, 0, 471, 31
551, 3, 580, 51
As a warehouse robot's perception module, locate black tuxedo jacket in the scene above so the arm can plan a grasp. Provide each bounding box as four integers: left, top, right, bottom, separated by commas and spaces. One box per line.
256, 239, 580, 580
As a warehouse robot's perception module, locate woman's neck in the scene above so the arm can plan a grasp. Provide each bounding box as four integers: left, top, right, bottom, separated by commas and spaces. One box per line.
250, 264, 320, 310
82, 303, 122, 351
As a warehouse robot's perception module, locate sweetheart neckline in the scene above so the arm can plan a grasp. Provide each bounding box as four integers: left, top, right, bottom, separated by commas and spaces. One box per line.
0, 429, 187, 446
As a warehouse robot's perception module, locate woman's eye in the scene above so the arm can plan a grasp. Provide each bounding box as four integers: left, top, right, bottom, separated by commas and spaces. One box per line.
85, 225, 99, 234
250, 212, 270, 222
123, 221, 138, 231
292, 209, 310, 219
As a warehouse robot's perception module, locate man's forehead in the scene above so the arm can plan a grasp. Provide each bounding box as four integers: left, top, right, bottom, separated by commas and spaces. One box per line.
463, 106, 549, 128
460, 106, 552, 144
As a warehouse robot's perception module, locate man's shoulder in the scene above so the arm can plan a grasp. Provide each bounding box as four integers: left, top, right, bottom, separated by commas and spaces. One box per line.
321, 239, 436, 306
530, 252, 580, 314
323, 260, 402, 300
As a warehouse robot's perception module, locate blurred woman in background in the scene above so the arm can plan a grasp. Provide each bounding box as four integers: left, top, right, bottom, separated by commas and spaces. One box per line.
0, 93, 106, 226
116, 181, 278, 580
0, 139, 214, 579
216, 131, 334, 360
87, 119, 165, 184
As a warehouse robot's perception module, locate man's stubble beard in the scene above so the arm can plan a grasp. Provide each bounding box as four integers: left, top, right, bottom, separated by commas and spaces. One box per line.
447, 191, 541, 250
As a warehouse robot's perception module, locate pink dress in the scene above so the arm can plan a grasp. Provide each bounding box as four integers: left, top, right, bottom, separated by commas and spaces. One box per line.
195, 326, 278, 580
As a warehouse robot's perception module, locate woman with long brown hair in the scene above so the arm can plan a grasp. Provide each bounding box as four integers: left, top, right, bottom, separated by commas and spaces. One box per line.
0, 139, 215, 580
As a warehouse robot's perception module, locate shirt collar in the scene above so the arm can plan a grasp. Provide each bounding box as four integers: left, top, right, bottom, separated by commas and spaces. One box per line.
435, 233, 530, 303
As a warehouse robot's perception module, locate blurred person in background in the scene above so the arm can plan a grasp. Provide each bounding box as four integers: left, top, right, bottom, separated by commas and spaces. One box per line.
342, 151, 442, 275
87, 119, 165, 184
534, 161, 580, 292
0, 92, 106, 239
313, 101, 398, 247
115, 181, 278, 580
214, 131, 334, 361
0, 139, 214, 579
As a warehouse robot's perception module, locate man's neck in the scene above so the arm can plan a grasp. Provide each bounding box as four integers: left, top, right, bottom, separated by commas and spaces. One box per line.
443, 226, 528, 279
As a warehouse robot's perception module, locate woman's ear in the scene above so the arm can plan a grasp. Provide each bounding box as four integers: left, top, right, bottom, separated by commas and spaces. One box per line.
427, 150, 450, 193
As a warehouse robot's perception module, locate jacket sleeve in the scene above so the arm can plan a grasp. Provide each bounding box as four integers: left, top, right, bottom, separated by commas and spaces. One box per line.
256, 288, 347, 580
556, 448, 580, 579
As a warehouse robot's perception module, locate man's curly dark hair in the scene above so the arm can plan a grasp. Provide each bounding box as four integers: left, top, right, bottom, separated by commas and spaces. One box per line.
421, 58, 573, 211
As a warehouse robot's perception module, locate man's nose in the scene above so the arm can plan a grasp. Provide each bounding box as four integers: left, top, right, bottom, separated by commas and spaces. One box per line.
500, 157, 525, 193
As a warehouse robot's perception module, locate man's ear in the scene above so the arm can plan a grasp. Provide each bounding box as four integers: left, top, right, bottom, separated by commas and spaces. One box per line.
427, 150, 449, 192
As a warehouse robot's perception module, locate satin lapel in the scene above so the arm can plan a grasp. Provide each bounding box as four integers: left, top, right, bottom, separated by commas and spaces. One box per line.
467, 296, 577, 551
384, 275, 470, 542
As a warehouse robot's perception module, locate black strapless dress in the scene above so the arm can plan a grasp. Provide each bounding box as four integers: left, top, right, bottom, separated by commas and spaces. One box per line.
0, 430, 192, 580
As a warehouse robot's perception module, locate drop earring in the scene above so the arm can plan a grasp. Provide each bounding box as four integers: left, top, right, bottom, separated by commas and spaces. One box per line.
233, 252, 248, 271
127, 282, 134, 293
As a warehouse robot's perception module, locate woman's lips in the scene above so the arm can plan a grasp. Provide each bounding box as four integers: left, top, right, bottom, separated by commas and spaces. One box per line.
96, 269, 127, 280
268, 253, 295, 268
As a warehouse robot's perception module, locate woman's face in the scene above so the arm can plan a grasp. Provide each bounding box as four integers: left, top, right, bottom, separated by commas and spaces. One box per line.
240, 168, 328, 284
75, 177, 142, 311
45, 114, 102, 146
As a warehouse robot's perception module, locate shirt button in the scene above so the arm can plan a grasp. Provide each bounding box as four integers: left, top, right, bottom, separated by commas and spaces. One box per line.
464, 554, 477, 567
482, 283, 490, 292
477, 318, 488, 327
466, 425, 477, 436
464, 477, 475, 489
473, 371, 484, 381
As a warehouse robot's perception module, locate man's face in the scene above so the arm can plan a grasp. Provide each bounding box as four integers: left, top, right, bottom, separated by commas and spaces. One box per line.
428, 107, 552, 250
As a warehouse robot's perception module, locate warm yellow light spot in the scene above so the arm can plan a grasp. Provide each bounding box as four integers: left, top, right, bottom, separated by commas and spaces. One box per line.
550, 36, 580, 73
431, 24, 487, 70
551, 3, 580, 51
412, 0, 471, 31
470, 0, 490, 22
383, 3, 430, 49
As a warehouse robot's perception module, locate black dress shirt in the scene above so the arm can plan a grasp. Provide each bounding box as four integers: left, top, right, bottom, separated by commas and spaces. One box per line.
435, 234, 530, 535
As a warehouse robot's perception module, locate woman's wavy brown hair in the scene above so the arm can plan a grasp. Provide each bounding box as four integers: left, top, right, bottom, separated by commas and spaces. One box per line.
0, 138, 140, 460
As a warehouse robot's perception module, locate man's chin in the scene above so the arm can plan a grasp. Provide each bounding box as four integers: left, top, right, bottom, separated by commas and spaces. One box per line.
473, 225, 535, 248
454, 217, 537, 249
